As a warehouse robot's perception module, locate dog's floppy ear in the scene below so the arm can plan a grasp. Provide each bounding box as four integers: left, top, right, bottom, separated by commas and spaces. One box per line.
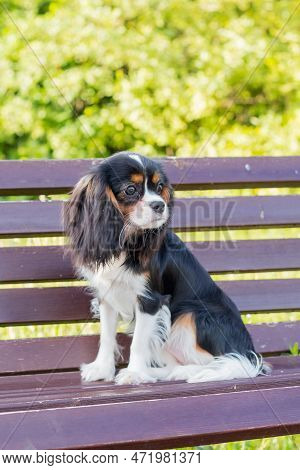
63, 169, 123, 267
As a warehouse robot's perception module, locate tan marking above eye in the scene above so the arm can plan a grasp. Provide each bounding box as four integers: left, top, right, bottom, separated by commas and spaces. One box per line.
152, 172, 160, 184
131, 173, 144, 184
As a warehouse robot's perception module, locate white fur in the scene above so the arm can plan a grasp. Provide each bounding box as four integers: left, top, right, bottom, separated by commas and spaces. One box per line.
129, 153, 144, 167
115, 307, 157, 385
79, 255, 171, 384
147, 318, 269, 383
166, 352, 269, 383
147, 313, 213, 380
164, 316, 213, 366
147, 350, 179, 380
149, 305, 172, 367
80, 254, 146, 323
80, 302, 118, 382
80, 255, 146, 382
90, 297, 100, 318
115, 303, 171, 385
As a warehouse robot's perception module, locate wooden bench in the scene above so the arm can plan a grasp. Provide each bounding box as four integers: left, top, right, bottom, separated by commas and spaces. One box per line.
0, 156, 300, 450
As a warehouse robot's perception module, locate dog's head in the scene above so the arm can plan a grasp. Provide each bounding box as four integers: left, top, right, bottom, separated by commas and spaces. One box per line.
64, 151, 173, 267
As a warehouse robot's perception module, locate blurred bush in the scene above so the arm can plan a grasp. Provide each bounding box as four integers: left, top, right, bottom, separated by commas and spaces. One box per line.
0, 0, 299, 159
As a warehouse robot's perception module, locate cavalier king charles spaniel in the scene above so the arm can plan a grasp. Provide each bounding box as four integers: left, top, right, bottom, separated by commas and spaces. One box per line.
64, 151, 270, 385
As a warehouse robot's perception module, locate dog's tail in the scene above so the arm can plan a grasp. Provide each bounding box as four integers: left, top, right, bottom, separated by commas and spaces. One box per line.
185, 351, 271, 383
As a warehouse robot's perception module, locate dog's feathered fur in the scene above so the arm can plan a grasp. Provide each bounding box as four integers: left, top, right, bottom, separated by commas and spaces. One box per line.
64, 152, 270, 384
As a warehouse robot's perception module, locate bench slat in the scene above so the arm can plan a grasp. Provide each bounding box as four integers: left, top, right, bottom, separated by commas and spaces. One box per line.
0, 323, 298, 374
1, 280, 300, 326
1, 384, 299, 449
2, 239, 300, 283
0, 157, 300, 195
0, 356, 299, 413
1, 196, 300, 237
1, 354, 298, 393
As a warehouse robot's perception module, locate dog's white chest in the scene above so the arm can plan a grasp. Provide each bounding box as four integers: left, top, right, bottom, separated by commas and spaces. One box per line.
80, 255, 147, 320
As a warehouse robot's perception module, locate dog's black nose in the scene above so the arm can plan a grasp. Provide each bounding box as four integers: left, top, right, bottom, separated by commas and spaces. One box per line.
150, 201, 165, 214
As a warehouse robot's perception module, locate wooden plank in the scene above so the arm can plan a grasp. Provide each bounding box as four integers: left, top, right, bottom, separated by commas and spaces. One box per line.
0, 201, 63, 237
0, 355, 298, 392
0, 334, 130, 375
1, 280, 300, 326
0, 323, 298, 374
1, 385, 299, 449
1, 196, 300, 237
0, 246, 75, 283
0, 354, 298, 393
0, 356, 299, 413
220, 279, 300, 314
172, 195, 300, 231
2, 239, 300, 283
248, 322, 300, 355
1, 157, 300, 195
189, 238, 300, 274
0, 287, 91, 325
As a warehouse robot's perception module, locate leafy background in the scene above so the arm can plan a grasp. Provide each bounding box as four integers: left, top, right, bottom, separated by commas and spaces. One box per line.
0, 0, 299, 450
0, 0, 300, 160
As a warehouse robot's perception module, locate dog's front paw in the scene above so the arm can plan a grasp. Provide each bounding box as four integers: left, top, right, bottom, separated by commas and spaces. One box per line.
80, 360, 115, 382
115, 368, 157, 385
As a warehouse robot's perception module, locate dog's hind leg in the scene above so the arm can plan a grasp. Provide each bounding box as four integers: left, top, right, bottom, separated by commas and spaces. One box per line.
147, 350, 180, 380
163, 312, 268, 383
165, 312, 213, 365
148, 312, 214, 381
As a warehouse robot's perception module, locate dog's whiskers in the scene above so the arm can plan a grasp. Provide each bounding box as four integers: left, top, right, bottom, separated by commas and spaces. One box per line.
119, 221, 131, 249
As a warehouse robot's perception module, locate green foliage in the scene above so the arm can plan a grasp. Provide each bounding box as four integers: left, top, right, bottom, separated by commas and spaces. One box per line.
290, 342, 299, 356
0, 0, 300, 160
197, 434, 300, 449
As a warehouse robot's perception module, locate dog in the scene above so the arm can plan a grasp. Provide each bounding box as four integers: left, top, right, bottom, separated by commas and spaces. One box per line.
63, 151, 270, 385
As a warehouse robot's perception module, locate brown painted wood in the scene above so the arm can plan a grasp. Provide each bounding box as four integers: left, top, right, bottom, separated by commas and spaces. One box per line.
1, 280, 300, 326
1, 157, 300, 195
219, 278, 300, 314
0, 287, 91, 325
188, 238, 300, 274
1, 385, 299, 449
2, 239, 300, 283
1, 195, 300, 237
0, 246, 75, 283
0, 356, 299, 413
0, 201, 63, 237
248, 322, 300, 355
172, 195, 300, 231
0, 334, 129, 375
0, 323, 298, 374
0, 354, 298, 393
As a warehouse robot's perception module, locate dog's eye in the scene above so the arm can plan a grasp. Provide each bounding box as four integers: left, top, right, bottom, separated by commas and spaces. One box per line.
125, 185, 136, 196
157, 183, 163, 194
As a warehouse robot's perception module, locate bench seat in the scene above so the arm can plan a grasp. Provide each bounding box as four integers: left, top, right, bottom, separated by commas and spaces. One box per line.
0, 354, 299, 449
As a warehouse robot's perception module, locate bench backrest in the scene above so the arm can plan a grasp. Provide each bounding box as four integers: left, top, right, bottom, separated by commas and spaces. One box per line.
1, 157, 300, 374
